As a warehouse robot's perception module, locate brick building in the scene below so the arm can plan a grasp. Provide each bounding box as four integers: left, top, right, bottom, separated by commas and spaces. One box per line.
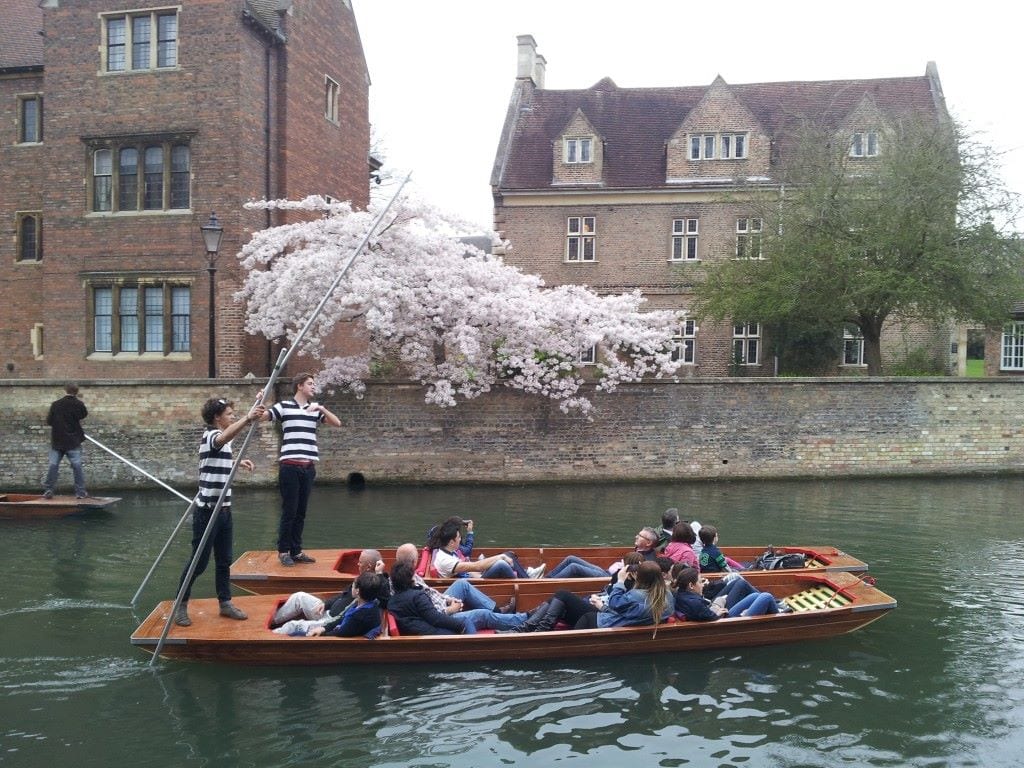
0, 0, 371, 380
491, 36, 952, 377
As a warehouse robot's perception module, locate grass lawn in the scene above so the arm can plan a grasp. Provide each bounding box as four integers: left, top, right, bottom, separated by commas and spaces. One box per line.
965, 359, 985, 377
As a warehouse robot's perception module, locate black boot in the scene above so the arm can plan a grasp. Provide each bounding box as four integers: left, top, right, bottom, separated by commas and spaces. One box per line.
510, 602, 549, 632
531, 597, 565, 633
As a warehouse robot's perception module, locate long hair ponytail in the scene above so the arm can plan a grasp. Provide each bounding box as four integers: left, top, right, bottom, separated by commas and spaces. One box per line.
635, 561, 669, 632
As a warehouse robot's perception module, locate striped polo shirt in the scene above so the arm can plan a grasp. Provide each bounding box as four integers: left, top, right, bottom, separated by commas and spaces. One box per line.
269, 399, 325, 462
197, 429, 233, 510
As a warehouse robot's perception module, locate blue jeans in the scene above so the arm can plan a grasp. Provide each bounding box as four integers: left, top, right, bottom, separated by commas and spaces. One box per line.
454, 609, 528, 633
704, 576, 757, 608
179, 507, 234, 603
44, 447, 86, 496
277, 463, 316, 556
546, 555, 609, 579
444, 579, 495, 610
481, 552, 529, 579
728, 592, 779, 617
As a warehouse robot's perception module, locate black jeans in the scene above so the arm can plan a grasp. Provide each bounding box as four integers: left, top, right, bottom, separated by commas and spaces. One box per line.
179, 506, 233, 603
277, 463, 316, 556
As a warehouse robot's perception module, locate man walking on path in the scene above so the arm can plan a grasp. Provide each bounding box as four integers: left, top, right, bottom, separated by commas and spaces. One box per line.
261, 372, 341, 567
43, 383, 89, 499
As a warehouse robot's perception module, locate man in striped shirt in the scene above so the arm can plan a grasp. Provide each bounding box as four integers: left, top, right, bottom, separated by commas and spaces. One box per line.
263, 372, 342, 567
175, 397, 265, 627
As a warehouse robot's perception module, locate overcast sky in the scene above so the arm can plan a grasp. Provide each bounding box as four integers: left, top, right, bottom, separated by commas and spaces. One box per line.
355, 0, 1022, 233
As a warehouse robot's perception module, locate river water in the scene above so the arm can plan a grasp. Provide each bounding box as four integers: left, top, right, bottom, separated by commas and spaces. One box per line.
2, 477, 1023, 767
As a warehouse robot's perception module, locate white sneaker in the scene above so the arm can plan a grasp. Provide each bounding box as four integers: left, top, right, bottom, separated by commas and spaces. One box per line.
527, 564, 546, 579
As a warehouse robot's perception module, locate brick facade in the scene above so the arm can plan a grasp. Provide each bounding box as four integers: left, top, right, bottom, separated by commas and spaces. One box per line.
3, 379, 1023, 489
491, 39, 952, 377
0, 0, 369, 382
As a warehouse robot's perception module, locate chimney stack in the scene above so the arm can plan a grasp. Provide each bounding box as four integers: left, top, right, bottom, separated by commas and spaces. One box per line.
516, 34, 545, 88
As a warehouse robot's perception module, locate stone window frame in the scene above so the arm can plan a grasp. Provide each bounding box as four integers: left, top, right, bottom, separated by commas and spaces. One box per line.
850, 130, 880, 158
842, 325, 866, 367
86, 276, 193, 360
1000, 321, 1024, 371
735, 217, 763, 260
15, 211, 43, 263
16, 94, 43, 144
564, 137, 593, 164
733, 322, 761, 366
566, 215, 596, 262
671, 319, 697, 364
100, 7, 180, 74
325, 75, 340, 123
670, 217, 699, 261
83, 132, 194, 214
720, 132, 747, 159
578, 345, 597, 366
689, 132, 748, 160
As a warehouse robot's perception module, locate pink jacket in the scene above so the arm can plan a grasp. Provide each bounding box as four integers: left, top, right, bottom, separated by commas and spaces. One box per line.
664, 542, 698, 568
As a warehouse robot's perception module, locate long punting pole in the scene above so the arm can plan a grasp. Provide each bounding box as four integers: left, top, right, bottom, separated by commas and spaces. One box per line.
83, 433, 201, 607
84, 434, 194, 505
149, 177, 411, 664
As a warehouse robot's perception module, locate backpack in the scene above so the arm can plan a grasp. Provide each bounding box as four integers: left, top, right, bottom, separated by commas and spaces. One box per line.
751, 549, 806, 570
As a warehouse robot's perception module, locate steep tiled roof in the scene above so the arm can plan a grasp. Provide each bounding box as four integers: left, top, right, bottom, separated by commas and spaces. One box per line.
0, 0, 44, 71
497, 73, 941, 191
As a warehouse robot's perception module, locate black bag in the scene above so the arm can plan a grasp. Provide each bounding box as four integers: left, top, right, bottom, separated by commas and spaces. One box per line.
751, 550, 806, 570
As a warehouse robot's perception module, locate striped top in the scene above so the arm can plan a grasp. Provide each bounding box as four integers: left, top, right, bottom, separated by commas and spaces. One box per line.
197, 428, 233, 510
269, 399, 325, 462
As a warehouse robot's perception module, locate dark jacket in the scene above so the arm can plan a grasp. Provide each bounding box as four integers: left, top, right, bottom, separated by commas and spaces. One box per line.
47, 395, 87, 451
322, 600, 382, 638
325, 574, 392, 616
674, 590, 720, 622
388, 586, 466, 635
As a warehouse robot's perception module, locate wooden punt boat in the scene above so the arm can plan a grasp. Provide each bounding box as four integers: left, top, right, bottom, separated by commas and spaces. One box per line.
230, 544, 867, 595
131, 570, 895, 665
0, 492, 121, 519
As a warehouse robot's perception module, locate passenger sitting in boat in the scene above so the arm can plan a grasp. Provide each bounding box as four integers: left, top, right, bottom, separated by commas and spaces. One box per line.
431, 522, 544, 580
696, 528, 745, 573
523, 561, 673, 633
655, 508, 680, 549
394, 543, 527, 632
306, 572, 384, 638
697, 525, 735, 573
673, 567, 779, 620
663, 522, 699, 568
388, 561, 469, 635
324, 549, 391, 616
543, 554, 610, 579
634, 527, 661, 561
426, 516, 474, 558
673, 565, 758, 608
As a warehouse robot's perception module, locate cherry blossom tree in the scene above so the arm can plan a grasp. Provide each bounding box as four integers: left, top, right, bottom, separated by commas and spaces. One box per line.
238, 195, 683, 413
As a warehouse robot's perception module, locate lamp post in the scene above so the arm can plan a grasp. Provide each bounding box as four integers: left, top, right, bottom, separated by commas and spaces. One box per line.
200, 211, 224, 378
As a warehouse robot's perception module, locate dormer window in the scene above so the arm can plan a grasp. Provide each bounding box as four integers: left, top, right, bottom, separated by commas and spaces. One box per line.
850, 131, 879, 158
564, 137, 593, 164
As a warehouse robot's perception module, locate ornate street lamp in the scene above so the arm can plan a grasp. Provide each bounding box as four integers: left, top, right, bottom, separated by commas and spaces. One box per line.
200, 211, 224, 378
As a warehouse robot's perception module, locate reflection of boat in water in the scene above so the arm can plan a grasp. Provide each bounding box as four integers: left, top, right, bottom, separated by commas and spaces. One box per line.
0, 493, 121, 519
230, 544, 868, 595
131, 570, 895, 666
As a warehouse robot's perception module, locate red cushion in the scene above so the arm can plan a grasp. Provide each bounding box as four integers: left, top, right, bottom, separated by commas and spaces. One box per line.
415, 547, 433, 577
